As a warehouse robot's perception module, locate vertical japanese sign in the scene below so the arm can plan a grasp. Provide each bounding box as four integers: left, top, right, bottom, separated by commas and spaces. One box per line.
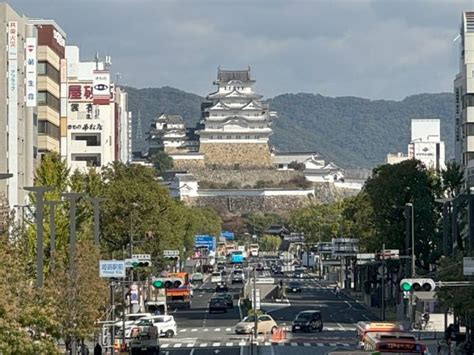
25, 37, 37, 107
7, 21, 18, 207
92, 70, 110, 105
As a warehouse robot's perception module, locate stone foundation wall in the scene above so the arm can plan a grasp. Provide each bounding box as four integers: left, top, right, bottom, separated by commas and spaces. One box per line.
172, 159, 205, 170
191, 168, 304, 186
199, 143, 272, 168
182, 194, 314, 215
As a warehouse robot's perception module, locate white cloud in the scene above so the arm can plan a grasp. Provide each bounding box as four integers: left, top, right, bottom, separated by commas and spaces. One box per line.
6, 0, 472, 99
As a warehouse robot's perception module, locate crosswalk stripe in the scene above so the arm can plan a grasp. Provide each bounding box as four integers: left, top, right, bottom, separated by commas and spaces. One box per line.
264, 342, 271, 346
213, 342, 220, 347
303, 343, 311, 347
200, 343, 207, 347
329, 343, 337, 347
214, 328, 221, 332
191, 329, 198, 332
180, 329, 187, 332
239, 341, 247, 346
290, 342, 298, 346
317, 343, 324, 347
161, 344, 170, 348
226, 327, 231, 331
203, 328, 209, 332
173, 344, 182, 348
186, 343, 194, 348
226, 342, 233, 347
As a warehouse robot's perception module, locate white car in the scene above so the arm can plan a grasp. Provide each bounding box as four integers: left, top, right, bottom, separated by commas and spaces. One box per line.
137, 315, 178, 338
211, 271, 223, 283
114, 312, 152, 329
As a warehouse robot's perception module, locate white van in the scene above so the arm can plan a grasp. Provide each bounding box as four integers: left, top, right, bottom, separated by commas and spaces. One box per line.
211, 271, 222, 283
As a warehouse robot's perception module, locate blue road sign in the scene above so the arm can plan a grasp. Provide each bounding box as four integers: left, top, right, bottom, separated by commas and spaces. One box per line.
221, 231, 235, 240
195, 235, 216, 251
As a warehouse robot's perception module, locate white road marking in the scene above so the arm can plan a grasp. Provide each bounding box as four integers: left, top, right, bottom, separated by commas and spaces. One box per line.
200, 343, 207, 347
191, 329, 198, 332
290, 342, 298, 346
161, 344, 170, 348
226, 328, 231, 331
317, 343, 324, 347
337, 323, 345, 330
264, 342, 271, 346
239, 341, 247, 346
188, 344, 195, 348
173, 344, 182, 348
226, 342, 233, 347
303, 343, 311, 347
329, 343, 338, 347
203, 328, 209, 332
212, 342, 221, 347
362, 314, 371, 321
180, 329, 187, 332
215, 328, 221, 332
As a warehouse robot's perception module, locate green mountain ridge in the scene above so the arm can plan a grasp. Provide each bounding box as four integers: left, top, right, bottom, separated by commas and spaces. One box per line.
126, 86, 454, 168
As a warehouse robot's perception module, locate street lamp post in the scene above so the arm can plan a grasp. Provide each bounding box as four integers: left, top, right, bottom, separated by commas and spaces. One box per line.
24, 186, 53, 288
405, 203, 415, 277
45, 200, 62, 270
88, 197, 104, 246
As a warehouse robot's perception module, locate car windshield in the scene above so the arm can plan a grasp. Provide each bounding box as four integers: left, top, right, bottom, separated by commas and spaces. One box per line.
244, 316, 256, 322
193, 273, 202, 278
233, 270, 242, 274
296, 313, 312, 320
212, 272, 221, 277
211, 298, 223, 303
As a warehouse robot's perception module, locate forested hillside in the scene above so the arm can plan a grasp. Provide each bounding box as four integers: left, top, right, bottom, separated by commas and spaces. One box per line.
126, 86, 454, 168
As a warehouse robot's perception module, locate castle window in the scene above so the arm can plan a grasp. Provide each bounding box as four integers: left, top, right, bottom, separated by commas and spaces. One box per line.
218, 135, 223, 139
254, 135, 259, 139
210, 136, 214, 139
226, 135, 232, 139
245, 135, 250, 139
236, 135, 241, 139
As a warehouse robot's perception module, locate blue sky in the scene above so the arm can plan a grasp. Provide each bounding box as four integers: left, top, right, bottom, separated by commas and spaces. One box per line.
7, 0, 472, 99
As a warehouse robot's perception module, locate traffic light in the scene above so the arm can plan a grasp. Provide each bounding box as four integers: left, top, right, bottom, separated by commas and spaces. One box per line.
399, 278, 437, 292
132, 260, 151, 268
151, 277, 184, 289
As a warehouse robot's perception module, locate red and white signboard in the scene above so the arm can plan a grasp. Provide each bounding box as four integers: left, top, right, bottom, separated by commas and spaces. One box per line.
93, 70, 110, 105
25, 37, 37, 107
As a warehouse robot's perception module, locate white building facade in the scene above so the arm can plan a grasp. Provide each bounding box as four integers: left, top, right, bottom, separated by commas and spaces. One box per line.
0, 4, 38, 213
408, 119, 445, 171
455, 12, 474, 186
64, 47, 130, 171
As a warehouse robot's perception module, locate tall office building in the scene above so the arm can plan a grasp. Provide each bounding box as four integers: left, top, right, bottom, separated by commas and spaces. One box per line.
408, 119, 445, 171
64, 47, 130, 170
0, 3, 38, 213
455, 12, 474, 186
28, 19, 66, 157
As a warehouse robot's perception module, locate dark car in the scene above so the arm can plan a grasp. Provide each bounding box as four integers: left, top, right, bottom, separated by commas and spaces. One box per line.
287, 281, 302, 293
216, 293, 233, 308
217, 264, 227, 275
209, 297, 227, 313
293, 269, 305, 278
292, 310, 323, 332
216, 282, 229, 292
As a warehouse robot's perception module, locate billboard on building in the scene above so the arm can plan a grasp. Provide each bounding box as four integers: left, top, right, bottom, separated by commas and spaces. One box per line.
93, 70, 110, 105
25, 37, 37, 107
7, 21, 18, 207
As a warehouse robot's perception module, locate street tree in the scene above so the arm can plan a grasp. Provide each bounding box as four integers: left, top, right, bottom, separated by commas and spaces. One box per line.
363, 159, 439, 270
259, 234, 281, 252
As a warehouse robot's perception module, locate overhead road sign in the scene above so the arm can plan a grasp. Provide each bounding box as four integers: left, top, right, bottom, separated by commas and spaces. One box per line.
163, 250, 180, 258
99, 260, 125, 278
194, 235, 216, 251
332, 238, 359, 256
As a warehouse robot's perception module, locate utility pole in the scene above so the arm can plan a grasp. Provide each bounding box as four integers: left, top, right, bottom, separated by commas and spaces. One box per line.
45, 200, 62, 270
24, 186, 52, 288
253, 264, 258, 341
381, 243, 386, 321
110, 281, 116, 355
88, 197, 104, 246
62, 192, 86, 355
405, 203, 415, 277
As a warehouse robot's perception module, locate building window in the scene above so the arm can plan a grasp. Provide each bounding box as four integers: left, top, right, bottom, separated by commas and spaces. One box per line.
72, 154, 101, 167
467, 123, 474, 136
236, 135, 241, 139
254, 135, 259, 139
37, 91, 60, 112
226, 135, 232, 139
466, 152, 474, 163
72, 133, 101, 146
37, 61, 60, 84
217, 135, 222, 139
245, 135, 250, 139
38, 120, 60, 139
33, 113, 37, 126
463, 94, 474, 108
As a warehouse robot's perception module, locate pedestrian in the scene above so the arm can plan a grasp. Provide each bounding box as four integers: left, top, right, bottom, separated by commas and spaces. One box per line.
93, 343, 102, 355
334, 285, 340, 297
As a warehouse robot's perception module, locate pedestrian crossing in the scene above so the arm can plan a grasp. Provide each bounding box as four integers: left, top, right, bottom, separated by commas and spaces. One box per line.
177, 326, 356, 333
160, 341, 352, 348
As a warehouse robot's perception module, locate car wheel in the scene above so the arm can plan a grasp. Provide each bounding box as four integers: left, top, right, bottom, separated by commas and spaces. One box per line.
165, 330, 174, 338
319, 327, 323, 332
309, 321, 317, 332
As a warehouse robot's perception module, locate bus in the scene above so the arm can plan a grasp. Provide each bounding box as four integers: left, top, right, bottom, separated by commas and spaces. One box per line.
249, 244, 259, 257
355, 322, 404, 349
363, 332, 426, 354
230, 251, 244, 264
